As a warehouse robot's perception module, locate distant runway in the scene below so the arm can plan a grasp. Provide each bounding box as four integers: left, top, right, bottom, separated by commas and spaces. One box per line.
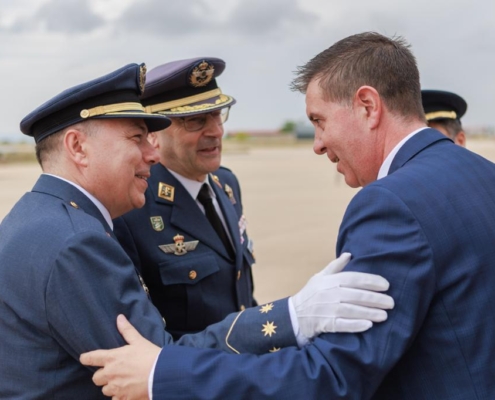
1, 140, 495, 303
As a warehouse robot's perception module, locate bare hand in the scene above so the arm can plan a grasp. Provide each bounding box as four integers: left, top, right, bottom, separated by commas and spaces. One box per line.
80, 314, 161, 400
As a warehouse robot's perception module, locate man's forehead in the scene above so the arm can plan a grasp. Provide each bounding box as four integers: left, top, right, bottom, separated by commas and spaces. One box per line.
98, 117, 148, 133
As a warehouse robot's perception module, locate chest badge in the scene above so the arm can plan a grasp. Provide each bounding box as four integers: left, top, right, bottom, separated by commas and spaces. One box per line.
150, 216, 165, 232
224, 184, 236, 205
159, 234, 199, 256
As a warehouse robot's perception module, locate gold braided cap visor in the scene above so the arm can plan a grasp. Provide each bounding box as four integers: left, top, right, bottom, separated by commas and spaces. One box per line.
145, 89, 235, 116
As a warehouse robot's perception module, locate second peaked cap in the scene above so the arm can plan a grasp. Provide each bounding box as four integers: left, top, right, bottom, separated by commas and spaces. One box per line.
142, 57, 236, 117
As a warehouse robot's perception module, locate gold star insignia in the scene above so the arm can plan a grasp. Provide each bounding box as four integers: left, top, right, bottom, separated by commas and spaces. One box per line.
259, 303, 274, 314
262, 321, 277, 337
269, 347, 281, 353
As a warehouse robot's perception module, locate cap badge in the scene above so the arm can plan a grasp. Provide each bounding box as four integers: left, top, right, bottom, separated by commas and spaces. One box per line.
150, 216, 165, 232
158, 182, 175, 202
139, 64, 147, 94
189, 61, 215, 88
159, 234, 199, 256
224, 184, 236, 205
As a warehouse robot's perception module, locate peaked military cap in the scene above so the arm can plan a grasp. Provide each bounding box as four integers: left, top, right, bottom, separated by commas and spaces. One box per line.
421, 90, 467, 122
20, 63, 171, 143
142, 57, 236, 117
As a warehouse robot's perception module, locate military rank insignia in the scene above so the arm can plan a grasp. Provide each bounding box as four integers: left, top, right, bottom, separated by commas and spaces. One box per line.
150, 216, 165, 231
158, 182, 175, 202
238, 215, 247, 244
210, 174, 222, 188
224, 184, 236, 205
189, 60, 214, 87
159, 234, 199, 256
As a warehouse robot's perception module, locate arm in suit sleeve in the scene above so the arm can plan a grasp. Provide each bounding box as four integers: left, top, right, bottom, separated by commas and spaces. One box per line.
45, 230, 297, 364
150, 185, 436, 399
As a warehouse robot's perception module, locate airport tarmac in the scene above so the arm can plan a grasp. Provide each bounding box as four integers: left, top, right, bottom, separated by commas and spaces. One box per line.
1, 139, 495, 303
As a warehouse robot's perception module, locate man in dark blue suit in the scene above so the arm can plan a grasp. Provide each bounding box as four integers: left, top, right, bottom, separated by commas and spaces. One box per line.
82, 32, 495, 399
0, 62, 394, 398
114, 58, 258, 339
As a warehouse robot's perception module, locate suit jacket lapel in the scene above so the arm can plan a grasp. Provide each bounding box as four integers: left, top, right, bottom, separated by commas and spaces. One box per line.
149, 165, 231, 259
388, 128, 451, 175
32, 174, 114, 234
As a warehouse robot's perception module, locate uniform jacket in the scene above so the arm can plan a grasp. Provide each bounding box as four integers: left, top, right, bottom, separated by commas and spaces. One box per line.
0, 175, 296, 399
151, 129, 495, 399
114, 164, 257, 338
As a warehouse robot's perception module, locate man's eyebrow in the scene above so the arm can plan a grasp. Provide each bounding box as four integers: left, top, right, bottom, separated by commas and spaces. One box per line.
127, 120, 148, 134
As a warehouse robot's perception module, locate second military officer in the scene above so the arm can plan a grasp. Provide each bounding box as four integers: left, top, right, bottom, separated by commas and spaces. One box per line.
114, 57, 256, 339
421, 89, 468, 147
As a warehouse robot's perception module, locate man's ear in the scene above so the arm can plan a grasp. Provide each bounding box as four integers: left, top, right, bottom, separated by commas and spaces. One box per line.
455, 131, 466, 147
63, 128, 88, 167
353, 86, 382, 129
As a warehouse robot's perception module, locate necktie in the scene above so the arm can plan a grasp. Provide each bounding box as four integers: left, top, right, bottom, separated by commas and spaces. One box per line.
197, 183, 235, 259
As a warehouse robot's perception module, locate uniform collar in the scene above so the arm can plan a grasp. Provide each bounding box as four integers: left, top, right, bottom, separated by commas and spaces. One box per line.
42, 173, 113, 230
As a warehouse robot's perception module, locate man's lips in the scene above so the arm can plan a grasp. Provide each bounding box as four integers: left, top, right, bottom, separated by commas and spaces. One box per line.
135, 173, 150, 181
198, 145, 219, 153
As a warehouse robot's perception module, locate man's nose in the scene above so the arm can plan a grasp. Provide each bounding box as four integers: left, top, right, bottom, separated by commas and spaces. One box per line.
313, 135, 326, 155
143, 138, 161, 164
204, 115, 224, 138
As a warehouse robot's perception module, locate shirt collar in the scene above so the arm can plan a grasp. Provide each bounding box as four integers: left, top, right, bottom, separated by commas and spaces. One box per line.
377, 127, 428, 180
167, 169, 214, 200
43, 173, 113, 230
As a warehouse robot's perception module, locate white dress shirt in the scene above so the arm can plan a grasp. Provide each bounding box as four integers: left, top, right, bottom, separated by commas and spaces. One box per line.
377, 127, 428, 180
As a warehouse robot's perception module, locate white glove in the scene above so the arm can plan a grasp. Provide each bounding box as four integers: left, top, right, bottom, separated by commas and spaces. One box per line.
290, 253, 394, 340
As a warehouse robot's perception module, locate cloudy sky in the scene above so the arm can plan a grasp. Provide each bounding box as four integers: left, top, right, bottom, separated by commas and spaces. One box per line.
0, 0, 494, 141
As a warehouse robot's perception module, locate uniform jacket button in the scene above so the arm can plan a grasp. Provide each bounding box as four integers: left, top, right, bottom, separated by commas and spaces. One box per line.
188, 270, 197, 280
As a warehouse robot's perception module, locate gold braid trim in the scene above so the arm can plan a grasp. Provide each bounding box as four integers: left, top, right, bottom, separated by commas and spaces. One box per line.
145, 89, 223, 113
225, 310, 245, 354
80, 102, 146, 118
425, 110, 457, 121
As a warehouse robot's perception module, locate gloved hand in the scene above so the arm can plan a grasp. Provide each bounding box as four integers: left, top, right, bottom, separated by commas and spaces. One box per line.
290, 253, 394, 340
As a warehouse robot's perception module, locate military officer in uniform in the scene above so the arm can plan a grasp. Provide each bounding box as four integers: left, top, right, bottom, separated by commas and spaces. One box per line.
114, 57, 258, 338
421, 89, 468, 147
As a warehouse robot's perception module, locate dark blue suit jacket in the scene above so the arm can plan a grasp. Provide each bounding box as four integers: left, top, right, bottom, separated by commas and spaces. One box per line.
114, 164, 256, 338
151, 129, 495, 399
0, 175, 295, 399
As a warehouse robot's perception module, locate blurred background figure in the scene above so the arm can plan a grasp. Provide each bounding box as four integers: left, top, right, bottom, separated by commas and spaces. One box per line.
421, 89, 468, 147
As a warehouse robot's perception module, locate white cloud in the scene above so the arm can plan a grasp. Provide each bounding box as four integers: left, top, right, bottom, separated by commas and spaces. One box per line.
0, 0, 494, 140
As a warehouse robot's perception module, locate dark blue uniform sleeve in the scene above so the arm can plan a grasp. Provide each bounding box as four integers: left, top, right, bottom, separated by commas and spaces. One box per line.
150, 185, 434, 399
46, 230, 297, 363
